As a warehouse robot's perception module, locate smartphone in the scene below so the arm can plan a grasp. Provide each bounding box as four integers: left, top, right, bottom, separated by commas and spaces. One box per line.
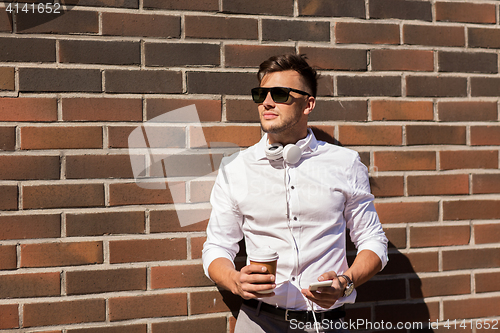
309, 280, 333, 291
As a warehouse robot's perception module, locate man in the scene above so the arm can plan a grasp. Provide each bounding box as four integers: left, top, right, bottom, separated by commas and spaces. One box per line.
202, 54, 388, 333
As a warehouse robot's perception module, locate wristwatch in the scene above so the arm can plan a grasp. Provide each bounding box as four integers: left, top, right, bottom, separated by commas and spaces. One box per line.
338, 274, 354, 297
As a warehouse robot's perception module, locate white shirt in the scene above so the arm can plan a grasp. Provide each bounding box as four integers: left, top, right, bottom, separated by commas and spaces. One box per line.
202, 130, 388, 311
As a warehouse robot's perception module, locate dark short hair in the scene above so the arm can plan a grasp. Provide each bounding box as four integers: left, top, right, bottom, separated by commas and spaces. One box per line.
257, 54, 319, 97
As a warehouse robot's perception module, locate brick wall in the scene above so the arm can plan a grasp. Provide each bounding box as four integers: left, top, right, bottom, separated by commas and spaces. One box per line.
0, 0, 499, 332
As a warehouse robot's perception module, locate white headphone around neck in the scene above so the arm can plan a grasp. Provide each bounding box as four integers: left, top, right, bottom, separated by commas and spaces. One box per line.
265, 129, 313, 164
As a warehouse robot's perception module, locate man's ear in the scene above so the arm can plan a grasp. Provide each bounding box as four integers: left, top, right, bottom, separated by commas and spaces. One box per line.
303, 96, 316, 115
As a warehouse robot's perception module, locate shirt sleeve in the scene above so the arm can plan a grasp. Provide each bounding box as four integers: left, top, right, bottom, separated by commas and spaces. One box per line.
202, 158, 245, 281
344, 154, 389, 270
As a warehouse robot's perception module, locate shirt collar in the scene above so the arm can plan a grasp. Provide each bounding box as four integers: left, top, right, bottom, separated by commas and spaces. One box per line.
254, 128, 318, 161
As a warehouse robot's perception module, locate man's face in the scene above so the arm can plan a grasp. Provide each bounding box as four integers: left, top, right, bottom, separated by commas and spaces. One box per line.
257, 70, 313, 136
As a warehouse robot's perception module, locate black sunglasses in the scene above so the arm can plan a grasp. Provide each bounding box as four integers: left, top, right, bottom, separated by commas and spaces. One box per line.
251, 87, 311, 103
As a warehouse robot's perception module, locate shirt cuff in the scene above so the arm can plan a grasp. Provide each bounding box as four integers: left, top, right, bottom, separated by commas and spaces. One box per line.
202, 247, 236, 282
356, 239, 389, 271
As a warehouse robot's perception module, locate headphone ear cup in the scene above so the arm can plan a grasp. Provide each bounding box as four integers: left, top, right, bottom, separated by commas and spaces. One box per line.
283, 144, 302, 164
265, 143, 284, 160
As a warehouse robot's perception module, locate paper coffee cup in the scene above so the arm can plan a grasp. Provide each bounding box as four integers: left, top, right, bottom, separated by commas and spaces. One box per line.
248, 247, 279, 294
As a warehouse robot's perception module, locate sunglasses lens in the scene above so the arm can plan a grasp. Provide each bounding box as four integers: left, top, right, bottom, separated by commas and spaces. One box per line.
271, 88, 290, 103
252, 88, 267, 103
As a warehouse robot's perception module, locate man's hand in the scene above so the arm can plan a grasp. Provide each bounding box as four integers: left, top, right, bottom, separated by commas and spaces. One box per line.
301, 271, 346, 309
231, 264, 276, 299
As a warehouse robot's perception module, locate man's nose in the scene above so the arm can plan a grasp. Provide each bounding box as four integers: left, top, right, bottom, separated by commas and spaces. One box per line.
262, 91, 275, 106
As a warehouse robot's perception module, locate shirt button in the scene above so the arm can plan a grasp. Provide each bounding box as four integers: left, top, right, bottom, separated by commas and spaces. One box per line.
293, 216, 297, 221
291, 186, 295, 189
291, 277, 296, 281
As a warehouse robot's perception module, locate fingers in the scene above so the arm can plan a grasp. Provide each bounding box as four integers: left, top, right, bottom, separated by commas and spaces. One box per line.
239, 264, 276, 297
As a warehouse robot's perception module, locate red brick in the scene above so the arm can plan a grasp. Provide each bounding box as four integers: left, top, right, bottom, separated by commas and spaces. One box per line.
150, 209, 209, 234
225, 45, 295, 68
474, 223, 500, 245
369, 0, 432, 21
476, 271, 500, 293
404, 25, 465, 47
439, 52, 498, 74
471, 77, 500, 97
370, 176, 404, 198
109, 238, 186, 263
223, 0, 293, 16
473, 174, 500, 195
63, 0, 139, 8
0, 126, 15, 151
190, 179, 215, 203
407, 125, 466, 145
69, 325, 146, 333
443, 248, 500, 270
17, 10, 98, 34
190, 290, 242, 315
371, 49, 434, 72
0, 67, 14, 90
23, 184, 104, 209
381, 252, 439, 275
187, 71, 258, 95
60, 39, 140, 66
298, 0, 365, 18
105, 70, 182, 94
338, 125, 402, 146
191, 237, 206, 259
66, 154, 139, 179
21, 126, 103, 150
21, 241, 103, 268
410, 225, 470, 248
0, 8, 13, 32
109, 125, 185, 149
0, 214, 60, 240
146, 99, 221, 122
311, 100, 368, 122
406, 76, 467, 97
19, 68, 101, 93
337, 76, 401, 97
383, 227, 406, 248
152, 317, 227, 333
109, 182, 184, 206
144, 0, 217, 11
372, 100, 433, 121
0, 37, 55, 62
186, 16, 258, 40
0, 245, 17, 270
356, 279, 406, 302
436, 2, 496, 24
374, 302, 439, 323
410, 274, 470, 298
469, 27, 500, 49
0, 185, 18, 210
102, 13, 180, 38
151, 264, 212, 289
438, 101, 498, 122
375, 201, 439, 224
336, 22, 399, 44
62, 98, 142, 122
0, 272, 60, 298
190, 125, 261, 148
299, 47, 367, 71
24, 299, 105, 327
0, 155, 59, 180
443, 297, 500, 320
444, 199, 500, 221
471, 126, 500, 146
146, 42, 220, 67
66, 211, 144, 237
0, 98, 57, 121
67, 268, 146, 295
440, 150, 498, 170
109, 293, 187, 321
0, 304, 18, 329
408, 174, 469, 196
263, 19, 330, 42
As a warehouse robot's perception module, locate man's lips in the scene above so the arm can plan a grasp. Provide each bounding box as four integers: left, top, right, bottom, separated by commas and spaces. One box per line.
262, 112, 278, 120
